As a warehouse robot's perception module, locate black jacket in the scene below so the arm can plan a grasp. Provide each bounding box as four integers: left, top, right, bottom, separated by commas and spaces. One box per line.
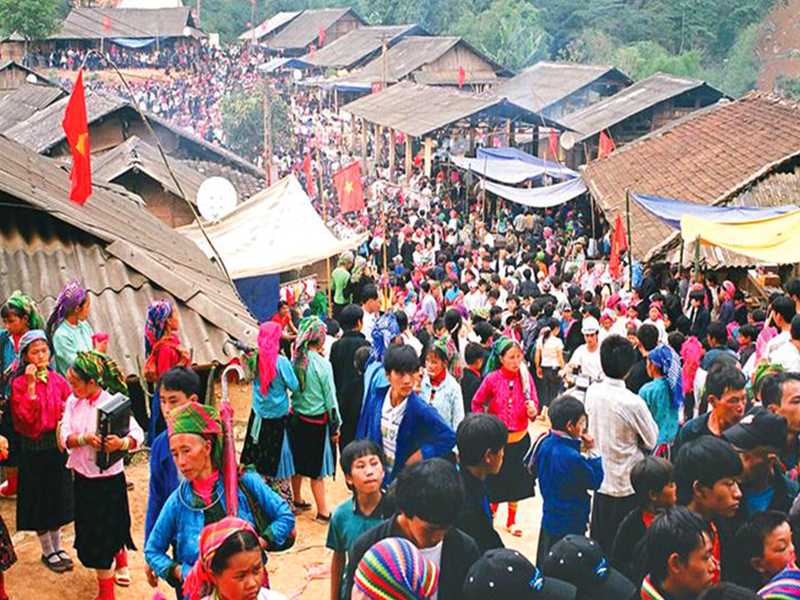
611, 507, 647, 584
688, 306, 711, 341
625, 355, 652, 394
343, 516, 480, 600
329, 331, 370, 449
456, 469, 504, 554
460, 369, 482, 416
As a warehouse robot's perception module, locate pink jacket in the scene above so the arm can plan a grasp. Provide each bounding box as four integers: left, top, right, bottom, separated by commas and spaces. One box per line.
471, 368, 538, 432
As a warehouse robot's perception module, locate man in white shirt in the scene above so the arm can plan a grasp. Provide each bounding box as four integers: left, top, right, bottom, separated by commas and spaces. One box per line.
585, 334, 659, 552
766, 295, 796, 362
772, 315, 800, 372
360, 284, 381, 340
564, 317, 603, 382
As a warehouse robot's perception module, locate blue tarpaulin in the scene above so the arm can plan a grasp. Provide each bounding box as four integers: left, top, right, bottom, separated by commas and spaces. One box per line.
477, 147, 578, 180
234, 274, 280, 322
111, 38, 156, 49
632, 193, 798, 230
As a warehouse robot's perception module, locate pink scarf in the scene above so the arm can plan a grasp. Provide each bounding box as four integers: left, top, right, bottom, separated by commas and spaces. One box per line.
257, 322, 282, 395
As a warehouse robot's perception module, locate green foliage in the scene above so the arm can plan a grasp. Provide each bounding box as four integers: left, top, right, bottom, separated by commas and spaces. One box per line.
706, 24, 762, 97
775, 75, 800, 100
200, 0, 269, 43
0, 0, 62, 41
219, 88, 294, 162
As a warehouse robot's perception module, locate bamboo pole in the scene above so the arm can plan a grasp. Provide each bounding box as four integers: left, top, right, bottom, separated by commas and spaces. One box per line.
388, 128, 396, 183
625, 189, 633, 290
405, 135, 413, 182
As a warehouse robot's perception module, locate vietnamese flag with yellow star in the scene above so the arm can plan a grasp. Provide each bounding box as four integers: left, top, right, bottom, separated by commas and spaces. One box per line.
62, 69, 92, 204
333, 161, 364, 213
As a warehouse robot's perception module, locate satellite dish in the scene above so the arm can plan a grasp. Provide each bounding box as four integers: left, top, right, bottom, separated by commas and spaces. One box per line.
560, 131, 577, 151
25, 73, 38, 84
197, 177, 237, 221
182, 26, 192, 37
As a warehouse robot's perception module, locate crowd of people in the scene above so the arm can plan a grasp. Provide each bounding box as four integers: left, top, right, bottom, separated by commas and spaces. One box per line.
26, 42, 216, 73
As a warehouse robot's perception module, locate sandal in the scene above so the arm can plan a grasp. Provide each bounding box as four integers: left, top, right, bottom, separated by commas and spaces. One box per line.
41, 552, 68, 574
293, 500, 312, 512
315, 513, 332, 523
505, 525, 523, 537
115, 566, 131, 587
56, 550, 74, 571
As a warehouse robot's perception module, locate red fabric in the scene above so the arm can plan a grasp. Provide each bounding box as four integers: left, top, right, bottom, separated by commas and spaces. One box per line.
430, 368, 447, 387
318, 26, 326, 47
271, 312, 290, 328
62, 70, 92, 204
102, 16, 112, 33
709, 521, 721, 584
10, 371, 70, 440
152, 334, 187, 379
549, 129, 559, 160
333, 161, 365, 213
598, 130, 616, 159
302, 154, 315, 197
642, 510, 656, 529
471, 368, 538, 432
97, 576, 115, 600
506, 502, 517, 528
457, 66, 465, 88
609, 213, 627, 279
114, 549, 128, 569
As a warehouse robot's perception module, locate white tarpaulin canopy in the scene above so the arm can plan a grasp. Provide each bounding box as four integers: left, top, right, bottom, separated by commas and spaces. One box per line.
484, 177, 587, 208
450, 154, 577, 184
180, 175, 366, 278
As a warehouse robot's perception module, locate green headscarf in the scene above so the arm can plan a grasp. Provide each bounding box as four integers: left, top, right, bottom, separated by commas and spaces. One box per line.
309, 292, 328, 318
4, 290, 45, 330
72, 350, 128, 396
432, 335, 462, 379
482, 336, 517, 375
166, 401, 224, 468
292, 316, 327, 391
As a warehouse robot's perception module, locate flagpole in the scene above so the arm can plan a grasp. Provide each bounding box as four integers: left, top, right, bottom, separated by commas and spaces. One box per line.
315, 142, 333, 318
625, 189, 633, 291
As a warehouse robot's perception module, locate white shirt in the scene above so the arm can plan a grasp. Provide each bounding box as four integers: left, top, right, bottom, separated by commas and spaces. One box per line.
402, 331, 424, 358
772, 341, 800, 372
767, 331, 792, 362
568, 344, 603, 381
418, 541, 443, 600
381, 392, 407, 472
362, 310, 378, 340
585, 378, 659, 496
537, 336, 564, 368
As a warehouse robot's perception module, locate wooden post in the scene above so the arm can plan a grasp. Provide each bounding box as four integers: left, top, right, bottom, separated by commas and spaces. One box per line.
679, 240, 685, 269
388, 127, 396, 183
405, 135, 413, 182
468, 127, 475, 156
375, 125, 383, 174
423, 137, 433, 178
509, 120, 515, 147
505, 119, 512, 147
360, 118, 368, 173
350, 113, 356, 153
625, 189, 633, 290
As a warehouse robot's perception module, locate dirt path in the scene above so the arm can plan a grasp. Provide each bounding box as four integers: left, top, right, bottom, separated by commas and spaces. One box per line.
2, 383, 543, 599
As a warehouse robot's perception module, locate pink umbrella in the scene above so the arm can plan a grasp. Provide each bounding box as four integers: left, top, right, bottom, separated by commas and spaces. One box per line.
220, 363, 245, 516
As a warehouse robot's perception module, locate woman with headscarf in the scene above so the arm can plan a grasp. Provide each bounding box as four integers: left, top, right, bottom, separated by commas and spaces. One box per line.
46, 280, 97, 376
144, 299, 190, 442
60, 351, 144, 598
289, 316, 340, 521
183, 517, 287, 600
471, 336, 538, 537
639, 344, 683, 458
331, 251, 354, 321
419, 335, 464, 431
10, 330, 74, 574
241, 322, 299, 504
146, 402, 295, 598
0, 290, 45, 498
352, 537, 439, 600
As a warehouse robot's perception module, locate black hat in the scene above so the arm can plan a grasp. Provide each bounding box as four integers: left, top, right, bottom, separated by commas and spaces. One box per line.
541, 535, 636, 600
463, 549, 577, 600
723, 406, 787, 451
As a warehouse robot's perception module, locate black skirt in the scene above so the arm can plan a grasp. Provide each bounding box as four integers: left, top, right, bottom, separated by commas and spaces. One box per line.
486, 433, 535, 503
289, 413, 334, 479
17, 433, 74, 532
241, 413, 289, 478
73, 472, 135, 570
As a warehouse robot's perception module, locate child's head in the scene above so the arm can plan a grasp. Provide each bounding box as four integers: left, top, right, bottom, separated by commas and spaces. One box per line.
341, 440, 386, 495
159, 366, 200, 416
464, 342, 486, 372
353, 345, 371, 376
733, 511, 794, 588
548, 395, 588, 438
384, 345, 420, 399
631, 456, 676, 511
737, 324, 757, 348
675, 436, 743, 518
456, 413, 508, 475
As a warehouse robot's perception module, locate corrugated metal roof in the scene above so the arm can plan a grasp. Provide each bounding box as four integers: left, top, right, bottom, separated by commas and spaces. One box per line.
0, 61, 66, 91
341, 81, 560, 137
561, 72, 722, 142
52, 7, 199, 40
265, 8, 362, 51
581, 92, 800, 266
238, 11, 301, 41
0, 82, 65, 133
494, 61, 631, 112
93, 135, 206, 205
0, 134, 257, 374
302, 25, 421, 70
182, 159, 265, 200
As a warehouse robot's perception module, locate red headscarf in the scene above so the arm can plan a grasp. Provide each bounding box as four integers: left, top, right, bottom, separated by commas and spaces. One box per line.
257, 322, 282, 395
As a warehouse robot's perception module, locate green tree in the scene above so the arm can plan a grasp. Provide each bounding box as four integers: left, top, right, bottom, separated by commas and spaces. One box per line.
453, 0, 548, 71
0, 0, 62, 43
707, 24, 762, 97
219, 88, 294, 163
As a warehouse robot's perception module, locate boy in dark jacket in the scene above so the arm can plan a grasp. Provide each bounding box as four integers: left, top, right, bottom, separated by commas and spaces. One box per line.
533, 394, 604, 564
460, 343, 485, 416
343, 458, 480, 600
611, 456, 677, 583
455, 413, 506, 553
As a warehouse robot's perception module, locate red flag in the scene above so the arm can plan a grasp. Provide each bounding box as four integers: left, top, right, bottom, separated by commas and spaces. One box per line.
309, 43, 316, 58
333, 161, 364, 213
102, 15, 112, 34
318, 26, 326, 47
457, 66, 465, 88
62, 70, 92, 205
609, 213, 627, 278
598, 129, 616, 159
549, 129, 559, 160
302, 154, 315, 197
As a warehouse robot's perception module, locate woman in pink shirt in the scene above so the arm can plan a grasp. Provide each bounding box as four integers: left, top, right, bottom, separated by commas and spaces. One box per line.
60, 351, 144, 599
471, 336, 538, 536
10, 330, 73, 574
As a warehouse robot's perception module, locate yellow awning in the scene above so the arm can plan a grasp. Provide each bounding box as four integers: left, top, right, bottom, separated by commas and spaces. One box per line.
680, 209, 800, 264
